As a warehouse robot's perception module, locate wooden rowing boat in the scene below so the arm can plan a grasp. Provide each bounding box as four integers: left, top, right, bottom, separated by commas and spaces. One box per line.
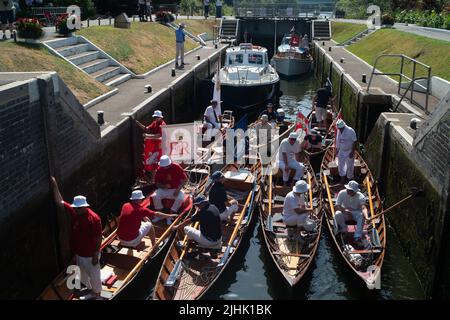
259, 158, 323, 287
39, 164, 210, 300
248, 119, 295, 153
152, 156, 262, 300
320, 146, 386, 289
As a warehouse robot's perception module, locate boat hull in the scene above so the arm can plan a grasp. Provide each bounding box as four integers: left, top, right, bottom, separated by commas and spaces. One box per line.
221, 81, 281, 119
271, 56, 312, 77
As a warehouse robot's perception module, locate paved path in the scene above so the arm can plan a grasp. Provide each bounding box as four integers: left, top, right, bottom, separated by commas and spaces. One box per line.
319, 40, 440, 118
87, 41, 226, 126
331, 18, 450, 42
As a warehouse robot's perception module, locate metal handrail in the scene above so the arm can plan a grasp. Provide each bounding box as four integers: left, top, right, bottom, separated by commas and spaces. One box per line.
366, 54, 431, 113
233, 1, 336, 18
392, 77, 429, 113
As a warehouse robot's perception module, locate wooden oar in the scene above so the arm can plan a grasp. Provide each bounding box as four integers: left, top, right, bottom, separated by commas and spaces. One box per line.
307, 172, 313, 210
218, 180, 256, 268
118, 208, 191, 291
323, 173, 336, 216
367, 193, 417, 222
265, 166, 275, 232
165, 219, 200, 287
365, 176, 381, 247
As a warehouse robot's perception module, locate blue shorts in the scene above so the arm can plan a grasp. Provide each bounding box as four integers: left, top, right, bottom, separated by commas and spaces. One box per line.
0, 10, 14, 24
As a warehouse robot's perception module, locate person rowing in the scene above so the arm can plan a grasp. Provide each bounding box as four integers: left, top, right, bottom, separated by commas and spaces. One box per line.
208, 171, 239, 222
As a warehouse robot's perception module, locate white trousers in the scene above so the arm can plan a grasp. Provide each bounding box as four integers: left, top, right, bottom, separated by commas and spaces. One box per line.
315, 106, 327, 123
75, 254, 102, 294
119, 221, 153, 247
337, 153, 354, 179
284, 213, 317, 232
219, 203, 239, 221
175, 42, 184, 65
335, 210, 364, 239
152, 188, 185, 211
184, 226, 222, 249
278, 160, 305, 182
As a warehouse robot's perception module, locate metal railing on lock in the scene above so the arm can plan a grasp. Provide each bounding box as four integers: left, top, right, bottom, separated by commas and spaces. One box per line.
233, 1, 336, 18
366, 54, 432, 114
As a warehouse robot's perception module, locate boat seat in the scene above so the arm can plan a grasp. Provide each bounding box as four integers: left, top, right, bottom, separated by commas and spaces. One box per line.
345, 220, 357, 226
119, 241, 146, 251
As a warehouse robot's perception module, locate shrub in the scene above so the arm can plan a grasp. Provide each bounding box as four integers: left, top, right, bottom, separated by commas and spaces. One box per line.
55, 14, 79, 35
381, 13, 395, 25
17, 18, 43, 39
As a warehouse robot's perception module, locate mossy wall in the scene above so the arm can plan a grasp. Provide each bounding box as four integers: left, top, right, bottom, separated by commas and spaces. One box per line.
340, 78, 359, 130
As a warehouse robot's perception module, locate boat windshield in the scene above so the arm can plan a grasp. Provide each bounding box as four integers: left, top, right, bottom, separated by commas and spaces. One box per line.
228, 54, 244, 65
248, 53, 263, 65
282, 36, 291, 45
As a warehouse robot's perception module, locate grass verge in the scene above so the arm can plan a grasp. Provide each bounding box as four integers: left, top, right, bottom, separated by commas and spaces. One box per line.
348, 29, 450, 81
331, 22, 368, 43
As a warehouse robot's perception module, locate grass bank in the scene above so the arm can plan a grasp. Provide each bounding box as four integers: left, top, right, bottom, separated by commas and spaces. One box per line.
77, 22, 204, 74
331, 22, 367, 43
348, 29, 450, 81
176, 19, 218, 37
0, 42, 109, 104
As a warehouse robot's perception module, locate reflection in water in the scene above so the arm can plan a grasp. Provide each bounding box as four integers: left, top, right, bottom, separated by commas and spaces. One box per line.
134, 76, 424, 300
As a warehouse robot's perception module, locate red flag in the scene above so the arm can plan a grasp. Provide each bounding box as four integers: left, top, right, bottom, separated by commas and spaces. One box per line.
290, 34, 300, 47
295, 111, 309, 134
143, 137, 162, 172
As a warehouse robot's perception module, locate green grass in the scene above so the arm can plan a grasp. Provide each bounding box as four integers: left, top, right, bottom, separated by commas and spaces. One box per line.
331, 22, 368, 43
77, 22, 200, 74
176, 19, 218, 38
0, 42, 109, 104
348, 29, 450, 81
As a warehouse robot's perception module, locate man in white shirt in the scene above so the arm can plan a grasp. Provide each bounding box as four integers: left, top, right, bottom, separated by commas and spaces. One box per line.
282, 180, 316, 232
335, 119, 357, 184
334, 180, 368, 245
277, 132, 305, 186
203, 99, 222, 129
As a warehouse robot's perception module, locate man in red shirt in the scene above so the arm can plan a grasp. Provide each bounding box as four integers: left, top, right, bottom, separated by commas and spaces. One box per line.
152, 155, 187, 223
117, 190, 177, 248
135, 110, 166, 137
50, 176, 102, 300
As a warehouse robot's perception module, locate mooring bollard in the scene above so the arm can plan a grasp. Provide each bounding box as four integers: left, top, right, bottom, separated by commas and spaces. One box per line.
329, 46, 332, 51
98, 17, 101, 26
145, 85, 152, 94
215, 44, 218, 49
340, 58, 345, 63
196, 55, 200, 60
87, 19, 90, 27
362, 74, 367, 83
97, 111, 105, 125
171, 68, 176, 77
322, 41, 325, 46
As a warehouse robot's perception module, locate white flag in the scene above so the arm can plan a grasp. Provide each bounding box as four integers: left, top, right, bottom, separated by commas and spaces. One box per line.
213, 64, 221, 109
161, 123, 201, 164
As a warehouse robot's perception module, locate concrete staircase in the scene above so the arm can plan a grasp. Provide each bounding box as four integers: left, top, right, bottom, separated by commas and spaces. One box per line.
44, 36, 133, 87
338, 28, 376, 46
220, 19, 239, 43
312, 20, 331, 40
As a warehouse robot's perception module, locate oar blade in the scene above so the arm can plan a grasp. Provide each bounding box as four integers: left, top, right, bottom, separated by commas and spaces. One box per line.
164, 261, 182, 287
218, 246, 231, 268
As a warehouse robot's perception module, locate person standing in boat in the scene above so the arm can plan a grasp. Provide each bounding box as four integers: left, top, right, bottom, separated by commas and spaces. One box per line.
335, 119, 357, 184
312, 85, 334, 130
334, 180, 368, 247
117, 190, 177, 248
135, 110, 166, 137
277, 132, 305, 186
203, 99, 222, 129
208, 171, 239, 222
174, 196, 222, 257
260, 103, 277, 123
300, 34, 309, 53
50, 177, 102, 300
276, 108, 286, 124
282, 180, 316, 239
152, 155, 187, 223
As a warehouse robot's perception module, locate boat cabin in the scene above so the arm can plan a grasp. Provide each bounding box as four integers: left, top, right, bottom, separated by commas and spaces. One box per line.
225, 43, 270, 68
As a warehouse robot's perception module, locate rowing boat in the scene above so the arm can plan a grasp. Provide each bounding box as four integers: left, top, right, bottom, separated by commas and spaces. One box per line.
39, 164, 210, 300
259, 158, 322, 287
152, 156, 262, 300
320, 146, 386, 289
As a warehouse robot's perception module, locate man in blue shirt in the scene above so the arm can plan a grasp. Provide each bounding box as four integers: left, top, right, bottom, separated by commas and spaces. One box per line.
175, 23, 186, 69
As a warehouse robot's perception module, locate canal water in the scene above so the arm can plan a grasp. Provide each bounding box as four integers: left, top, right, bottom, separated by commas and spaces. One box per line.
128, 76, 425, 300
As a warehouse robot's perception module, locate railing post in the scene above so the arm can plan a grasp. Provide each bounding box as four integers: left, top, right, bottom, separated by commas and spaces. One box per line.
426, 67, 431, 113
411, 60, 417, 104
399, 55, 404, 95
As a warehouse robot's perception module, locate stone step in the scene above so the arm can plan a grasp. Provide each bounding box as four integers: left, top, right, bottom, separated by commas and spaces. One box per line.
56, 43, 90, 57
92, 66, 122, 83
104, 73, 132, 87
45, 37, 78, 49
79, 58, 111, 74
68, 50, 100, 66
